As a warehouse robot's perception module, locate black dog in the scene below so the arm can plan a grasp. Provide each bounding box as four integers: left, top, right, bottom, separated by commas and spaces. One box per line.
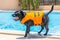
12, 5, 54, 37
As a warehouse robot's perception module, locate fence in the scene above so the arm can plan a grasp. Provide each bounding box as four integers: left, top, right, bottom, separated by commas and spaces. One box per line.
40, 0, 60, 5
0, 0, 60, 10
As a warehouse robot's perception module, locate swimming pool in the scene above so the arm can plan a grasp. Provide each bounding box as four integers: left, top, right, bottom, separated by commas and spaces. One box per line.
0, 10, 60, 34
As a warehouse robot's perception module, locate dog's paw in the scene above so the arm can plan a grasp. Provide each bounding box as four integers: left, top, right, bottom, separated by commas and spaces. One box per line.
38, 33, 41, 36
44, 34, 47, 36
24, 35, 27, 38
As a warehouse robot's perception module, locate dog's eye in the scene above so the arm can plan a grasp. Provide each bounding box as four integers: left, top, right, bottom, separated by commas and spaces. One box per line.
17, 12, 20, 13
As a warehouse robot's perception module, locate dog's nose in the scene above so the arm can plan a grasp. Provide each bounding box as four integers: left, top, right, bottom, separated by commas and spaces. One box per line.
12, 14, 15, 17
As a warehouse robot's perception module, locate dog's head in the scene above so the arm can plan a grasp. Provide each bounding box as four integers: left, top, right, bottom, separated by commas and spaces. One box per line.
12, 10, 25, 21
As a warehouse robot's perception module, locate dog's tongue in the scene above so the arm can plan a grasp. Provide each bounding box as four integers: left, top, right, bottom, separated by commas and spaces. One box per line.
14, 17, 19, 20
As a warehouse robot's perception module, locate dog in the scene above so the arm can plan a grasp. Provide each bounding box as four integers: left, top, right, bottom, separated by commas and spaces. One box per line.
12, 4, 54, 37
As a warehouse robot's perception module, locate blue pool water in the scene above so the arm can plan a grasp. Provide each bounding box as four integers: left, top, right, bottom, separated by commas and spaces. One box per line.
0, 10, 60, 34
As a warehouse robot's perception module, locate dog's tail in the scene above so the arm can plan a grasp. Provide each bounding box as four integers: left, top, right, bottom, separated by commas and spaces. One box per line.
46, 4, 54, 16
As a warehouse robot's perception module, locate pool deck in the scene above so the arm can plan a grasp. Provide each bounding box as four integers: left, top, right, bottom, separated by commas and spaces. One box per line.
0, 34, 60, 40
0, 30, 60, 40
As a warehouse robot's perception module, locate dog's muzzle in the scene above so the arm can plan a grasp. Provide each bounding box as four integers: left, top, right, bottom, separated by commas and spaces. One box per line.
12, 14, 15, 17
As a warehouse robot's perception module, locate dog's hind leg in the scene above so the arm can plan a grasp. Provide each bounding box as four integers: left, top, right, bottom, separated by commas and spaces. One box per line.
44, 24, 49, 36
38, 24, 44, 35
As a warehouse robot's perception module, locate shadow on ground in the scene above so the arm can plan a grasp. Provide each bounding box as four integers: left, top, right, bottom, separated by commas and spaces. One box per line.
16, 34, 52, 39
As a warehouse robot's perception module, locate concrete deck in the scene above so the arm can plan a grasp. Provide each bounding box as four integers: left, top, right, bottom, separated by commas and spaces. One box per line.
0, 30, 60, 40
0, 34, 60, 40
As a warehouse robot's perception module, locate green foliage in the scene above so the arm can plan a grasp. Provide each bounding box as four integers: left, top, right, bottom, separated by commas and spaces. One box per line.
19, 0, 40, 10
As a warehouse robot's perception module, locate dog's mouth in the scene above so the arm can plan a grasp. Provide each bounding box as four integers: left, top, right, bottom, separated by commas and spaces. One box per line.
13, 17, 19, 21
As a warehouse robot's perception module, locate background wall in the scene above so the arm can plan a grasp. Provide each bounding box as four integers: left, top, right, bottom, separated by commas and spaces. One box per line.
0, 0, 18, 10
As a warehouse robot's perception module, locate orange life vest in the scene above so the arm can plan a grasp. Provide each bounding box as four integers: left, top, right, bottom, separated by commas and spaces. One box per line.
21, 11, 44, 25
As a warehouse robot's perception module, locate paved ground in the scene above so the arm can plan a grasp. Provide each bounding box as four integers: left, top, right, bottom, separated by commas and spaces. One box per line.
0, 30, 60, 40
0, 34, 60, 40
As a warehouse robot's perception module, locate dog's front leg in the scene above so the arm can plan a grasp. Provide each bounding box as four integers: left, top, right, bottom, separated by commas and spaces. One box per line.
24, 20, 34, 37
24, 26, 30, 37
